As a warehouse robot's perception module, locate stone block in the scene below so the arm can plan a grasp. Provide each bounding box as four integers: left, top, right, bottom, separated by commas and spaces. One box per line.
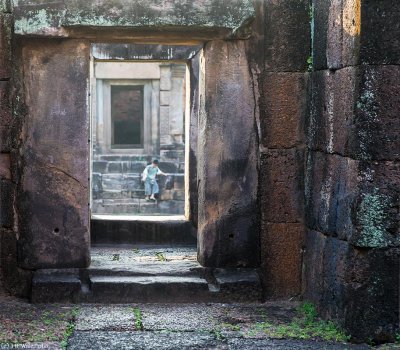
309, 66, 400, 161
305, 151, 359, 238
350, 161, 400, 248
308, 68, 358, 155
264, 0, 310, 72
303, 231, 399, 342
1, 228, 32, 297
326, 0, 343, 69
260, 72, 307, 149
313, 0, 361, 69
14, 0, 255, 40
260, 149, 304, 223
302, 230, 326, 303
0, 0, 11, 13
0, 125, 10, 152
360, 0, 400, 65
18, 39, 90, 269
312, 0, 330, 70
261, 223, 304, 298
107, 162, 122, 173
198, 40, 259, 267
0, 152, 10, 179
353, 65, 400, 161
0, 80, 11, 125
213, 268, 262, 302
31, 272, 81, 303
0, 14, 11, 79
92, 161, 108, 173
159, 91, 170, 106
0, 178, 13, 227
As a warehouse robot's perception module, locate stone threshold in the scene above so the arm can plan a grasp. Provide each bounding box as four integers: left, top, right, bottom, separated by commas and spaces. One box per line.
92, 214, 187, 222
30, 245, 262, 304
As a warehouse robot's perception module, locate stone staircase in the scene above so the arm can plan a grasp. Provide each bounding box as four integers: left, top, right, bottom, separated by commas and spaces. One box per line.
30, 245, 262, 303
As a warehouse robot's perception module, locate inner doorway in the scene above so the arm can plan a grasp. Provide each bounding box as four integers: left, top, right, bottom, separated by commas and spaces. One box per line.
90, 58, 190, 219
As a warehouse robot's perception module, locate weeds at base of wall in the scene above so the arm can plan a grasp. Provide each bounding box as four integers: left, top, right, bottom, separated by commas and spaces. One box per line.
248, 302, 350, 342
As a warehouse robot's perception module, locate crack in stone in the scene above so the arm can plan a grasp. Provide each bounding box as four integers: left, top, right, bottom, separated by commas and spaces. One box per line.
45, 164, 88, 189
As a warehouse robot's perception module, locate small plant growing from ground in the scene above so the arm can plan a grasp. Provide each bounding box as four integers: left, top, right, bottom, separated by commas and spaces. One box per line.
112, 254, 120, 261
249, 302, 350, 342
60, 307, 79, 350
155, 252, 167, 262
133, 307, 143, 331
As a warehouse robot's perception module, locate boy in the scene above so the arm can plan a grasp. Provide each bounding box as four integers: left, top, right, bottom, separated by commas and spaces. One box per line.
142, 159, 167, 201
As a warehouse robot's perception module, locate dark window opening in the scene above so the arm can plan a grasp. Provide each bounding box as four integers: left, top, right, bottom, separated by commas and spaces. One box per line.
111, 85, 144, 148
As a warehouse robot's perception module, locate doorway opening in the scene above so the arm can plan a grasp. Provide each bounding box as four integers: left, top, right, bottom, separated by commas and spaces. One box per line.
90, 58, 191, 220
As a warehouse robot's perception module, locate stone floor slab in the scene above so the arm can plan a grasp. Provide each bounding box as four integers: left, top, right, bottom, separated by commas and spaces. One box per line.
67, 331, 219, 350
75, 306, 137, 331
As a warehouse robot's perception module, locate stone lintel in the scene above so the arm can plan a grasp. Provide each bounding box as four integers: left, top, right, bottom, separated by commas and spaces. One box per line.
14, 0, 255, 40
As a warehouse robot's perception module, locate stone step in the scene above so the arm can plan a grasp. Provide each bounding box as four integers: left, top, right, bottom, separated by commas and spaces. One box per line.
31, 268, 262, 304
30, 246, 262, 304
86, 275, 211, 303
90, 219, 196, 245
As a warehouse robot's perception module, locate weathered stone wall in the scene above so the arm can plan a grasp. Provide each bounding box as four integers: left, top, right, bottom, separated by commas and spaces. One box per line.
197, 38, 260, 267
259, 0, 310, 298
303, 0, 400, 342
0, 0, 32, 296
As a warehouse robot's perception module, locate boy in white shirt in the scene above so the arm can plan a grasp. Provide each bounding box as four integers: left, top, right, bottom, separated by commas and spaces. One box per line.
142, 159, 167, 201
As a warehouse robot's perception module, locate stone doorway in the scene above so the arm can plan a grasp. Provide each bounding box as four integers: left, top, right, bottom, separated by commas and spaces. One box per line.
90, 48, 192, 219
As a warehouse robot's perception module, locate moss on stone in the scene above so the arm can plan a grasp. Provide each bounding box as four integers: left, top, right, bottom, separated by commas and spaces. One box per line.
355, 188, 392, 248
14, 0, 255, 36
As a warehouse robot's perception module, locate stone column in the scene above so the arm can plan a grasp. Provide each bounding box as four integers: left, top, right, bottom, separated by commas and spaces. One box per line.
197, 40, 259, 267
159, 65, 172, 148
260, 0, 310, 298
169, 64, 186, 145
17, 40, 90, 269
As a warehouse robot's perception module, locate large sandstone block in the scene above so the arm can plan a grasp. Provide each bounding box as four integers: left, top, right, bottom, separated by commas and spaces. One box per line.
352, 65, 400, 161
14, 0, 255, 40
260, 149, 304, 223
0, 13, 11, 79
309, 66, 400, 161
264, 0, 310, 72
0, 80, 11, 125
305, 151, 359, 239
0, 228, 32, 297
313, 0, 360, 69
360, 0, 400, 65
0, 178, 12, 228
313, 0, 400, 69
351, 161, 400, 248
303, 231, 399, 342
197, 40, 259, 268
308, 67, 358, 156
306, 151, 399, 248
260, 72, 307, 149
17, 39, 90, 269
261, 222, 304, 298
